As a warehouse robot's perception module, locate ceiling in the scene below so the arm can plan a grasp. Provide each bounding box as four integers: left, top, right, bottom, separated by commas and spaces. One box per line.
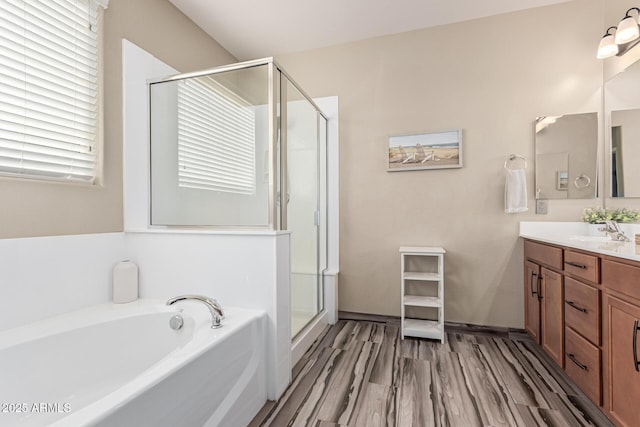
168, 0, 572, 61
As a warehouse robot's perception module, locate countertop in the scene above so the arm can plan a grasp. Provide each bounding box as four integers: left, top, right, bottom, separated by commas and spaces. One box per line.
520, 221, 640, 263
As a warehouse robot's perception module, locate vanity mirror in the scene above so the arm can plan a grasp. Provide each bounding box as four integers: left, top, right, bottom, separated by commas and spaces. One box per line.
534, 112, 598, 200
605, 56, 640, 198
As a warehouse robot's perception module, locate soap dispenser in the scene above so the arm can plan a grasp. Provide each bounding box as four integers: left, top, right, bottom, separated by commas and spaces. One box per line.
113, 260, 139, 303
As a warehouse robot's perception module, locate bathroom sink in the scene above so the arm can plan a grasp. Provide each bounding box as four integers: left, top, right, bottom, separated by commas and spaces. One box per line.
569, 235, 611, 243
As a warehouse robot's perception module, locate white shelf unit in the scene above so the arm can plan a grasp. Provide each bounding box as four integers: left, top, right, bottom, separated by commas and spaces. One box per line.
400, 246, 445, 343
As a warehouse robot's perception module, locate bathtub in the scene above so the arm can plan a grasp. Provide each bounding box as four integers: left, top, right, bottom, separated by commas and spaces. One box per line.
0, 300, 267, 427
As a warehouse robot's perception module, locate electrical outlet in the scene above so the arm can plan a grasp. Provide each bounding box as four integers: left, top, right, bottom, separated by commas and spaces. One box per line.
536, 199, 548, 215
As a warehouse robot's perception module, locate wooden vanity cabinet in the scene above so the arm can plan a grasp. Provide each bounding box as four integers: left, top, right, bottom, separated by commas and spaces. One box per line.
524, 238, 640, 425
524, 241, 564, 367
602, 259, 640, 427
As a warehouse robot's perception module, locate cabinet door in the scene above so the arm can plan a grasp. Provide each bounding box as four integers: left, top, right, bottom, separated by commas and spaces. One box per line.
541, 267, 564, 367
524, 260, 541, 343
605, 295, 640, 427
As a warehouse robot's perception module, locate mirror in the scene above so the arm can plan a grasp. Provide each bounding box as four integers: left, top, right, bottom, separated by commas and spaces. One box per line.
611, 109, 640, 197
605, 57, 640, 198
534, 112, 598, 199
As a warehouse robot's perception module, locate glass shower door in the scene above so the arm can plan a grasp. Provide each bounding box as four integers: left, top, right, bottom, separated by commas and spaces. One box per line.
284, 79, 323, 338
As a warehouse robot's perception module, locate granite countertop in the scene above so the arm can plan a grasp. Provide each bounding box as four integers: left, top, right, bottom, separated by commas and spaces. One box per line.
519, 221, 640, 263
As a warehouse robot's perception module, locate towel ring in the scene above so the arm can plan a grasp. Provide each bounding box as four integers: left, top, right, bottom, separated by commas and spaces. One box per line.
574, 173, 591, 189
504, 154, 527, 170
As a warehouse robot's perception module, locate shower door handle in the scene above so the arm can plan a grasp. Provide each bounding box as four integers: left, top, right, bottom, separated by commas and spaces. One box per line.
276, 191, 291, 206
314, 210, 320, 226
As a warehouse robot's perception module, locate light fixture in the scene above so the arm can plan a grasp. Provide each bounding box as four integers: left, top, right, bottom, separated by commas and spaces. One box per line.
615, 8, 640, 44
597, 26, 619, 59
598, 7, 640, 59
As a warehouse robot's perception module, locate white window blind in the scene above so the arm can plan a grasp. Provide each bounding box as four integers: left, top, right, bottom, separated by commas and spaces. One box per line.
177, 77, 256, 195
0, 0, 107, 183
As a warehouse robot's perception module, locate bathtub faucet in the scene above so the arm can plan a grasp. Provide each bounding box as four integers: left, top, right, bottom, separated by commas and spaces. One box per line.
166, 295, 225, 329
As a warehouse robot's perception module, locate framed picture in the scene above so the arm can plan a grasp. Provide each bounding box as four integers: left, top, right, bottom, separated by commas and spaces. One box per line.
388, 129, 462, 171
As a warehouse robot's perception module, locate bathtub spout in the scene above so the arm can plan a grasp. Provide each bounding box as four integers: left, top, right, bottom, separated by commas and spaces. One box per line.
166, 295, 224, 329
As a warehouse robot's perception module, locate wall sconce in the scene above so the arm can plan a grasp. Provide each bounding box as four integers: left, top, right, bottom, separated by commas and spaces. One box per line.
598, 7, 640, 59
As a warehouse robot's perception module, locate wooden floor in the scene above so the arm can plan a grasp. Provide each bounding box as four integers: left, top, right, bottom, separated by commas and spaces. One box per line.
250, 319, 613, 427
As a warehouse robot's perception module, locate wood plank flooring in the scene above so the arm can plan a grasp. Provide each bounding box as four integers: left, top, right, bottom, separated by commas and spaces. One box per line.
250, 319, 613, 427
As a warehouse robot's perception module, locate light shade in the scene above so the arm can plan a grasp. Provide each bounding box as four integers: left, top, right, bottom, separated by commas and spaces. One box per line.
597, 34, 619, 59
615, 15, 640, 44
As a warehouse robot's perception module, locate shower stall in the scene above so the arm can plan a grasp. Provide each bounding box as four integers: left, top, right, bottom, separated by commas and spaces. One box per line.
148, 58, 329, 340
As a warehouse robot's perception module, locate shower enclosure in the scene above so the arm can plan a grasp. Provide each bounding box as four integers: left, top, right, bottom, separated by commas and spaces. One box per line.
148, 58, 327, 339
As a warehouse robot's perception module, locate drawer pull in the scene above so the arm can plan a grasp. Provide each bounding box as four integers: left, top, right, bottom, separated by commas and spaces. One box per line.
537, 274, 543, 300
634, 320, 640, 372
530, 272, 537, 297
566, 261, 587, 270
567, 353, 588, 371
565, 300, 588, 313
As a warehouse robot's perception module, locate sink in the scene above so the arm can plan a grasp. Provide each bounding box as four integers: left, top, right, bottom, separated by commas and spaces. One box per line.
569, 235, 611, 243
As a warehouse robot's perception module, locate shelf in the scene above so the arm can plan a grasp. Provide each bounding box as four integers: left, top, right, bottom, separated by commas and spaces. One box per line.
403, 318, 443, 340
403, 272, 442, 281
400, 246, 445, 343
404, 295, 442, 308
399, 246, 446, 255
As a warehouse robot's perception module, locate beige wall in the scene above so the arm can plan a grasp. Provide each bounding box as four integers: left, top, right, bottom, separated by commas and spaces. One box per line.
278, 0, 604, 327
0, 0, 236, 239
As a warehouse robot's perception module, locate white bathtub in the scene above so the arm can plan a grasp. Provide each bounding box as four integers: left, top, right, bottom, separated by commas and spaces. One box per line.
0, 300, 267, 427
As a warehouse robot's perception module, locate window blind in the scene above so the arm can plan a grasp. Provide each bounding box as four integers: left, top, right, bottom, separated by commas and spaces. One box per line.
177, 77, 256, 195
0, 0, 106, 183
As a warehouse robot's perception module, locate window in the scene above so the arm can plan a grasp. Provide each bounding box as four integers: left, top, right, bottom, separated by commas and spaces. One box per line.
0, 0, 108, 183
176, 77, 256, 195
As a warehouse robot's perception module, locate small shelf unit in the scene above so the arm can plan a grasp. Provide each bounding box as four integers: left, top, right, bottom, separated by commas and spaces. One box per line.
400, 246, 445, 343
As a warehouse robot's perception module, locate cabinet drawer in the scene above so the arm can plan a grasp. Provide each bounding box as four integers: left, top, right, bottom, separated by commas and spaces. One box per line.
603, 259, 640, 301
565, 326, 601, 405
564, 277, 600, 345
524, 240, 562, 270
564, 250, 600, 284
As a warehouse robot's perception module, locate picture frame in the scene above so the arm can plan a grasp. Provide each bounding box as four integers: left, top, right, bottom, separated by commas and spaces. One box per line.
388, 129, 462, 171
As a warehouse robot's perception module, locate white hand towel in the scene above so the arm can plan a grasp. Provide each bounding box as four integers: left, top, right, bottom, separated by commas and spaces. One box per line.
505, 169, 528, 213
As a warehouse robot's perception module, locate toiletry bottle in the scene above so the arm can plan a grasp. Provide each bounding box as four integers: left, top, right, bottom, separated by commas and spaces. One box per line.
113, 260, 139, 303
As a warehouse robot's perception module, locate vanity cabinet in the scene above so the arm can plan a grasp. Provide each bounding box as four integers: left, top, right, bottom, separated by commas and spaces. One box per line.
602, 259, 640, 427
523, 240, 601, 402
523, 237, 640, 425
523, 241, 564, 367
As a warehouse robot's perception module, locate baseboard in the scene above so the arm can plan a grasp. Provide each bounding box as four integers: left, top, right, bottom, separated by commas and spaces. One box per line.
338, 311, 527, 338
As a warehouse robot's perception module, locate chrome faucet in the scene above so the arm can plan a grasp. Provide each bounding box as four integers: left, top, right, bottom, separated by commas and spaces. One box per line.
599, 220, 632, 242
166, 295, 224, 329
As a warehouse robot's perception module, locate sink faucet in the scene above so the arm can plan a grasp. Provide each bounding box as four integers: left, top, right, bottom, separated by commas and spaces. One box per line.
166, 295, 224, 329
599, 221, 632, 242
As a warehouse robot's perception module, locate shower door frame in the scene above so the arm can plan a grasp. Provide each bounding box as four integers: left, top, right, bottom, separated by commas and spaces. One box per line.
275, 64, 329, 342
